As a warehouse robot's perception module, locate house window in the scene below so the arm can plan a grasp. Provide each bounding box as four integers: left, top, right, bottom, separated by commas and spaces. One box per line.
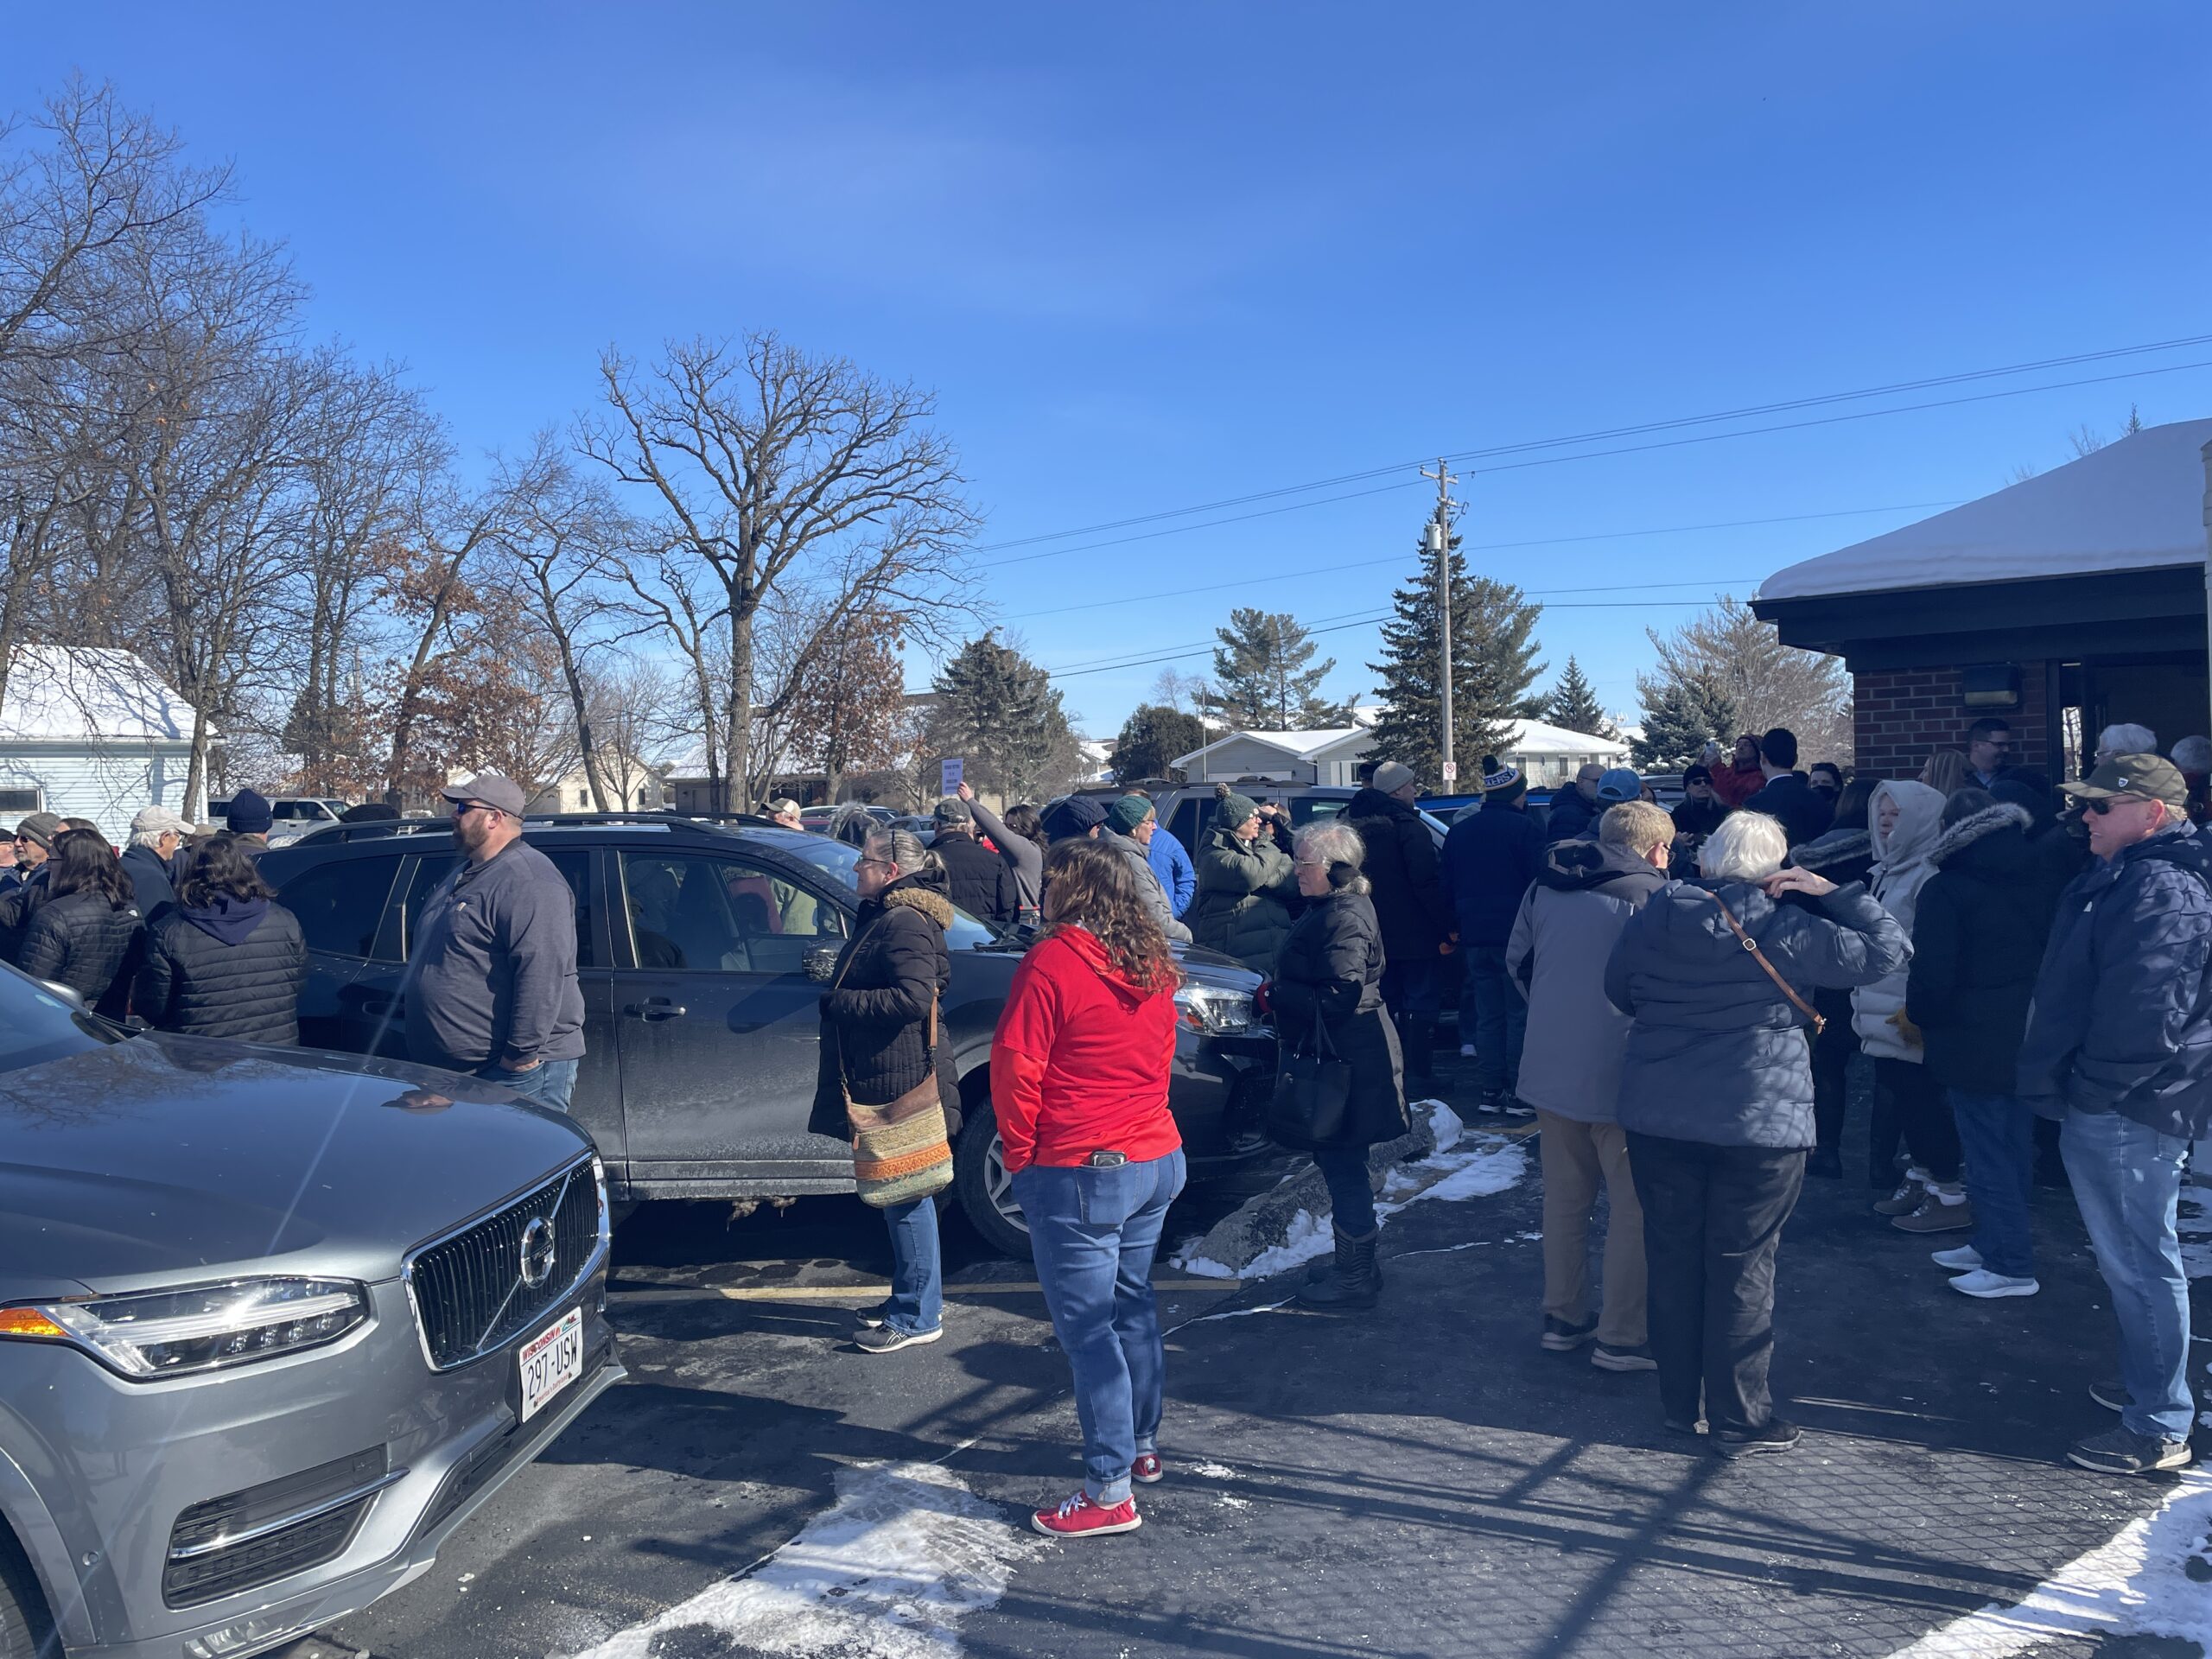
0, 788, 40, 814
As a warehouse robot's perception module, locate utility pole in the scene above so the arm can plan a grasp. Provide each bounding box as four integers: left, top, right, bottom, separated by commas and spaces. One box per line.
1421, 459, 1459, 785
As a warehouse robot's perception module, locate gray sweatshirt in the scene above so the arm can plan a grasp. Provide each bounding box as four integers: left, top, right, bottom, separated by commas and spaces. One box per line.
965, 796, 1043, 919
405, 838, 586, 1069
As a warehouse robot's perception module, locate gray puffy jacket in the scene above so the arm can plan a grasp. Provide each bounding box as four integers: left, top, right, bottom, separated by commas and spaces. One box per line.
1605, 877, 1910, 1148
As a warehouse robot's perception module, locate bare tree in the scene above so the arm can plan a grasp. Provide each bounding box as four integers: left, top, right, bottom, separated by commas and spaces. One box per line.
578, 333, 980, 810
1642, 596, 1853, 764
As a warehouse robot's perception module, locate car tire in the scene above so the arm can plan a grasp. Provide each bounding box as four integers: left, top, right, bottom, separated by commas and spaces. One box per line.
0, 1527, 52, 1659
953, 1109, 1032, 1259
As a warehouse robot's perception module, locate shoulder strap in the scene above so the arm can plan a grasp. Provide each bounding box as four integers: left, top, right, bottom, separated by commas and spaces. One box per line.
1707, 889, 1826, 1034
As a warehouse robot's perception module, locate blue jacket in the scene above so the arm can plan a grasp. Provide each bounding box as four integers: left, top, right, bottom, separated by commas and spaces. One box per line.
1147, 826, 1196, 918
1605, 877, 1910, 1148
2016, 825, 2212, 1141
1441, 803, 1545, 948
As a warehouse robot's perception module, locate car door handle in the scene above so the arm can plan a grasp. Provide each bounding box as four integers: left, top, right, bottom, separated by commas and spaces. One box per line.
625, 997, 688, 1022
358, 995, 400, 1019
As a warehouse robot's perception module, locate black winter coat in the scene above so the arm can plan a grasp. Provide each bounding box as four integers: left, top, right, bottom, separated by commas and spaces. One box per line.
810, 877, 960, 1137
1905, 805, 2054, 1094
2017, 825, 2212, 1139
0, 866, 52, 963
1346, 787, 1445, 963
933, 829, 1016, 929
17, 888, 141, 1012
1544, 791, 1599, 843
1742, 772, 1835, 847
1671, 796, 1730, 840
1605, 877, 1910, 1148
1270, 887, 1408, 1147
120, 844, 178, 918
136, 903, 308, 1044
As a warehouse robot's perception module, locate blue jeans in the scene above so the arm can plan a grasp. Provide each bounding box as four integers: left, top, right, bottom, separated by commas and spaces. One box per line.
476, 1057, 580, 1113
1464, 945, 1526, 1096
1949, 1090, 2036, 1279
1313, 1145, 1377, 1236
2060, 1108, 2194, 1442
880, 1196, 944, 1337
1013, 1149, 1187, 1505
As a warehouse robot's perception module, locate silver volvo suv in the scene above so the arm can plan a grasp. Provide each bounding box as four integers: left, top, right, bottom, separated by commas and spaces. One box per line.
0, 969, 623, 1659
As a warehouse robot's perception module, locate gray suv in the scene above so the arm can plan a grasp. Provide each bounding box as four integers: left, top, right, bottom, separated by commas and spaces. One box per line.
0, 970, 622, 1659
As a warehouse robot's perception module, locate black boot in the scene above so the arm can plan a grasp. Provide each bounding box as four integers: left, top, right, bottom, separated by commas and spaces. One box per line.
1401, 1020, 1433, 1089
1297, 1226, 1380, 1311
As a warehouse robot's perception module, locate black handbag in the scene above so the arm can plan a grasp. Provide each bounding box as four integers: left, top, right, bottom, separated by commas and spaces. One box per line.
1265, 1001, 1356, 1151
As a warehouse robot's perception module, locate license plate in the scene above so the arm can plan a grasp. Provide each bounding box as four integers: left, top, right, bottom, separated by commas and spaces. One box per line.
518, 1307, 584, 1423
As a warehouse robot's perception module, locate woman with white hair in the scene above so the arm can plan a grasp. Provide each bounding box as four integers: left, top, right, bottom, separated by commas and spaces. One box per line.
1605, 810, 1910, 1456
1269, 818, 1408, 1311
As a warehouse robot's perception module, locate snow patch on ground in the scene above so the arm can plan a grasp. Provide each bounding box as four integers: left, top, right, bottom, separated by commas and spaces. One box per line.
1188, 1460, 1237, 1479
2177, 1194, 2210, 1279
563, 1461, 1040, 1659
1885, 1471, 2212, 1658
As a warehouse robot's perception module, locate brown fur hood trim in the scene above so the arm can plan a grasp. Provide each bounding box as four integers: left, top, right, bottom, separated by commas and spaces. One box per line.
883, 885, 955, 929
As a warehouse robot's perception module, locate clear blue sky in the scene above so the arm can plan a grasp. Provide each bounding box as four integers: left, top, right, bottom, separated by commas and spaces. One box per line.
12, 4, 2210, 739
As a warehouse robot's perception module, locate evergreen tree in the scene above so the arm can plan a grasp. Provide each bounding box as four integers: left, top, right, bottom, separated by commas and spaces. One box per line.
1205, 607, 1351, 728
1112, 703, 1211, 785
1630, 667, 1738, 772
1366, 532, 1544, 780
928, 633, 1080, 804
1543, 656, 1616, 739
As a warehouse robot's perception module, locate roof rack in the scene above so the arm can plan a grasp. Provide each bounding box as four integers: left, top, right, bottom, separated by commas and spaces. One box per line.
283, 809, 786, 846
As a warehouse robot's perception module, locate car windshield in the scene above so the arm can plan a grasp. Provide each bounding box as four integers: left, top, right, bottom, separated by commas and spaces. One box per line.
0, 968, 128, 1073
778, 835, 1001, 949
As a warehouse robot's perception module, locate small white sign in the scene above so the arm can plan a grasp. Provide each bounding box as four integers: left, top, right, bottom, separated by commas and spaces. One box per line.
1441, 761, 1458, 783
939, 758, 963, 796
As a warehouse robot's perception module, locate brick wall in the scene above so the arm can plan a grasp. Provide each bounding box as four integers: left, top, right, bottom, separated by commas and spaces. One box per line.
1852, 663, 2049, 780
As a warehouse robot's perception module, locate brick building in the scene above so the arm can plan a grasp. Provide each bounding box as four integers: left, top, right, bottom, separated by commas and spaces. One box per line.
1754, 417, 2211, 782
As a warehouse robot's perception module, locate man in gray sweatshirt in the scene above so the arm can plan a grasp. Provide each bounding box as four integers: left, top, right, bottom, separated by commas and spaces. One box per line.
406, 772, 586, 1110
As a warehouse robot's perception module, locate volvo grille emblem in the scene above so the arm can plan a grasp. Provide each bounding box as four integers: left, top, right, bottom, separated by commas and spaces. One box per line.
518, 1217, 557, 1288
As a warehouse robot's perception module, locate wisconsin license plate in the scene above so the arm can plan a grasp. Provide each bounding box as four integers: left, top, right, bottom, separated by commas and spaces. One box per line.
518, 1307, 584, 1423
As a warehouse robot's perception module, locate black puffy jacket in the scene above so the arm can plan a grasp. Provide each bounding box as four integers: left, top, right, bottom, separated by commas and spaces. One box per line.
1906, 805, 2056, 1094
17, 888, 141, 1012
933, 829, 1016, 929
1605, 877, 1910, 1148
1271, 886, 1408, 1147
1347, 787, 1445, 964
1544, 790, 1599, 844
0, 866, 52, 963
135, 902, 308, 1044
810, 876, 959, 1135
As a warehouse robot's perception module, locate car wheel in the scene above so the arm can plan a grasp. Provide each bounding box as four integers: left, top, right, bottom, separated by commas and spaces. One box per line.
0, 1528, 52, 1659
953, 1110, 1031, 1258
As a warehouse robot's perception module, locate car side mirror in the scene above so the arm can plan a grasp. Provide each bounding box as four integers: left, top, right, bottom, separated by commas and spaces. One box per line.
38, 979, 87, 1014
802, 947, 839, 982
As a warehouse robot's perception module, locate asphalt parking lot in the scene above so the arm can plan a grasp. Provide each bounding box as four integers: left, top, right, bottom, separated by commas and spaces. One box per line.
297, 1062, 2212, 1659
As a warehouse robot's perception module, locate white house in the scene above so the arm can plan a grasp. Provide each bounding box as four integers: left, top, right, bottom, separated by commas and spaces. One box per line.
527, 754, 665, 815
0, 646, 205, 836
1172, 727, 1376, 786
1498, 719, 1632, 788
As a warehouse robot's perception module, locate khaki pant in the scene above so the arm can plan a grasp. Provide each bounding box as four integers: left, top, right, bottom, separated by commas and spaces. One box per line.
1537, 1110, 1647, 1347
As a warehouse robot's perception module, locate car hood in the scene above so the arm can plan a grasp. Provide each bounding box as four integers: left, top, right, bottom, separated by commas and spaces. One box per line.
0, 1033, 596, 1297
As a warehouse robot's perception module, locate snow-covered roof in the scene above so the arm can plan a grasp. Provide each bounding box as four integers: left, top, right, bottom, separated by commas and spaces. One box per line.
1171, 726, 1371, 768
1759, 416, 2212, 603
1503, 718, 1630, 757
0, 647, 202, 743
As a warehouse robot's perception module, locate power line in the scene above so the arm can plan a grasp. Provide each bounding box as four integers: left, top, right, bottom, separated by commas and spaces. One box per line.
1000, 499, 1953, 621
975, 341, 2212, 569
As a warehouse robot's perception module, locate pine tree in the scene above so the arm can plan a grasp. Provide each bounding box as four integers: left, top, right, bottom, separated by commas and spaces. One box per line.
1630, 667, 1738, 772
1543, 656, 1616, 739
1205, 607, 1351, 729
1366, 533, 1544, 780
928, 633, 1080, 804
1110, 703, 1210, 784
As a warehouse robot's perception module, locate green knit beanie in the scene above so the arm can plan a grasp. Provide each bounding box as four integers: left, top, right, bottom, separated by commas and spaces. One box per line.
1216, 790, 1260, 830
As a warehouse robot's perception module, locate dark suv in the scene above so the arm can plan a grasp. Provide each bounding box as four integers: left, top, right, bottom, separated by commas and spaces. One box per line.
258, 816, 1274, 1255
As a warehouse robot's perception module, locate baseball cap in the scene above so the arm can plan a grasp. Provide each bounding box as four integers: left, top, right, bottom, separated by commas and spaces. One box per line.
2059, 753, 2187, 812
130, 804, 190, 840
933, 795, 973, 824
440, 772, 529, 817
1597, 767, 1643, 804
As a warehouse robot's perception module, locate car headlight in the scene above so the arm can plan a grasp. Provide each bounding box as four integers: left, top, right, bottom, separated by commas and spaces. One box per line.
0, 1278, 369, 1379
1174, 983, 1255, 1034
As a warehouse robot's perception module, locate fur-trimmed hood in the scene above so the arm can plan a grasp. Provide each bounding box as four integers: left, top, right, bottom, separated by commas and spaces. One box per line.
880, 881, 954, 930
1789, 825, 1871, 874
1929, 803, 2032, 870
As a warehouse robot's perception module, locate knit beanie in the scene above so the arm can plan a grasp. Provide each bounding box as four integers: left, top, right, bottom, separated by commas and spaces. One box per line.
13, 811, 60, 849
226, 788, 274, 836
1039, 796, 1107, 841
1216, 789, 1260, 829
1107, 795, 1154, 835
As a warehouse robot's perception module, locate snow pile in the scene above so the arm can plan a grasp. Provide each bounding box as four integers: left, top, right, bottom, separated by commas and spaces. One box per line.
565, 1461, 1041, 1659
1888, 1471, 2212, 1658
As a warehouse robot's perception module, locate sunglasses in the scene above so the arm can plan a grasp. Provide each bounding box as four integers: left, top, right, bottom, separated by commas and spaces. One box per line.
2083, 795, 2152, 816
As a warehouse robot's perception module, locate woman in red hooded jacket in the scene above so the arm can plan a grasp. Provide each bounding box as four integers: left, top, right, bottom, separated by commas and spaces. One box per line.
1708, 734, 1768, 809
993, 836, 1184, 1541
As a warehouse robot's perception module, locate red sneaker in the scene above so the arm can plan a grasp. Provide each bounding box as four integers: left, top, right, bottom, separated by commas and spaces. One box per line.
1031, 1490, 1141, 1539
1132, 1453, 1163, 1485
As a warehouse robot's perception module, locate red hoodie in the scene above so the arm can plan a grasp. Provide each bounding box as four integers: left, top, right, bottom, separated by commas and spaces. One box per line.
990, 925, 1182, 1173
1710, 760, 1766, 809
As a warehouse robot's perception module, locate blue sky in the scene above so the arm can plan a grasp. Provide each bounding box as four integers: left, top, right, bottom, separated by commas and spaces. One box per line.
11, 4, 2211, 739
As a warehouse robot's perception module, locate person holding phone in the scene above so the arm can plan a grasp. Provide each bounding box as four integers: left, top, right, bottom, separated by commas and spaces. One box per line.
992, 838, 1185, 1539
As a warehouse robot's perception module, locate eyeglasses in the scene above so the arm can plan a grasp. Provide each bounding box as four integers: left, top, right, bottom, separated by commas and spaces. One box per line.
855, 855, 893, 869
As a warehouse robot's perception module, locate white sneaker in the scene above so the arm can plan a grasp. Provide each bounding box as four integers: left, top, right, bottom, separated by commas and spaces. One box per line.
1929, 1245, 1983, 1271
1949, 1268, 2039, 1299
1459, 1043, 1478, 1058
